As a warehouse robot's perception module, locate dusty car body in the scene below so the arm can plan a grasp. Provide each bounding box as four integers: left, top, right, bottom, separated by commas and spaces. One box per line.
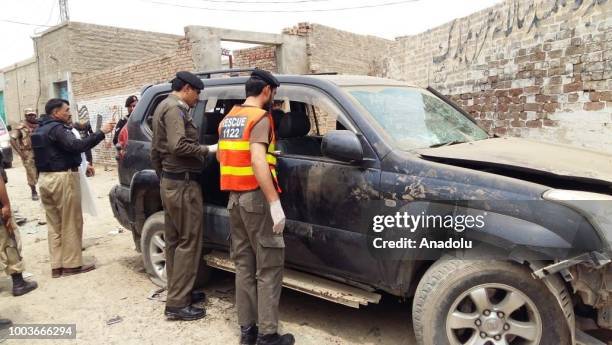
110, 70, 612, 345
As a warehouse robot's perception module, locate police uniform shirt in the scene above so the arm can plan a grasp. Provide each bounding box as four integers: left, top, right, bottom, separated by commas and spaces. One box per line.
150, 94, 209, 174
48, 124, 105, 153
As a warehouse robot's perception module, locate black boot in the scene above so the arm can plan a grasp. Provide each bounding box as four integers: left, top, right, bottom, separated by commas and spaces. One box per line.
30, 186, 39, 201
11, 273, 38, 297
256, 333, 295, 345
164, 305, 206, 321
240, 325, 258, 345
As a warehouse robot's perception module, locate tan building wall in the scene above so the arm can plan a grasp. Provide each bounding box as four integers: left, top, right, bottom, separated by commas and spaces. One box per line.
280, 23, 393, 75
29, 22, 183, 112
303, 24, 393, 76
73, 39, 194, 167
1, 58, 39, 125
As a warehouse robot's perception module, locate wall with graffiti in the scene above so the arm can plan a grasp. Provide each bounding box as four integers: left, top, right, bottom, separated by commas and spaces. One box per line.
385, 0, 612, 154
75, 93, 138, 168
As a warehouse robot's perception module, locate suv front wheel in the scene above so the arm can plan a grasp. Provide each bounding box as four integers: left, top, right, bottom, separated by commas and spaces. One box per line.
140, 211, 211, 288
412, 260, 570, 345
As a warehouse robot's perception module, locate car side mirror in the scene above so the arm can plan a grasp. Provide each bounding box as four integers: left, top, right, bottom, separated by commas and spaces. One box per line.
322, 130, 363, 163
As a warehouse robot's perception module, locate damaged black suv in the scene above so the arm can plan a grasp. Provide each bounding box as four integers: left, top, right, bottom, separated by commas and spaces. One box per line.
110, 69, 612, 345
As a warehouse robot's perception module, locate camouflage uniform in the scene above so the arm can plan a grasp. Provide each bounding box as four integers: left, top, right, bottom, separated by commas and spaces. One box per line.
10, 121, 38, 187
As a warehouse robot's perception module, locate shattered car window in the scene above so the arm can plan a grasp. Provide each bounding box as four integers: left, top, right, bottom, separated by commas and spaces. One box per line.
346, 86, 489, 150
275, 85, 351, 136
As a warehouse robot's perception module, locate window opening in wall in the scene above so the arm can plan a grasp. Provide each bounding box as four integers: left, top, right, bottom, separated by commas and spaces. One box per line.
53, 81, 69, 100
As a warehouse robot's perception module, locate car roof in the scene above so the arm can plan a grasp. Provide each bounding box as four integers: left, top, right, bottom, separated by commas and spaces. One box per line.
145, 73, 419, 94
305, 74, 417, 87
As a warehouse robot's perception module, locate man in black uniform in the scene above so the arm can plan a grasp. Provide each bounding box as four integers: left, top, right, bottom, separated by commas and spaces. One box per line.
32, 98, 115, 277
113, 95, 138, 146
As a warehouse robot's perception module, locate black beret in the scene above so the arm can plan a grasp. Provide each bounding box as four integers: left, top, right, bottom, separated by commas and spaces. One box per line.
251, 68, 280, 88
175, 71, 204, 90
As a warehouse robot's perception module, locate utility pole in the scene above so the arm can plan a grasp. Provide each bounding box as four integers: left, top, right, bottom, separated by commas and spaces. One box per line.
59, 0, 70, 23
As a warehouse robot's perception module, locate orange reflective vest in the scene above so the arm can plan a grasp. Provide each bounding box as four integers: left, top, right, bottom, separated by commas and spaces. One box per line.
218, 106, 280, 192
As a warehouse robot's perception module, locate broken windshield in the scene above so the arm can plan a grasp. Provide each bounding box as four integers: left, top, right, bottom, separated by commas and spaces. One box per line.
345, 86, 489, 151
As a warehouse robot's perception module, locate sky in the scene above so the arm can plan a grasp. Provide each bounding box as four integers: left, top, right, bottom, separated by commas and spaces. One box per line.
0, 0, 502, 69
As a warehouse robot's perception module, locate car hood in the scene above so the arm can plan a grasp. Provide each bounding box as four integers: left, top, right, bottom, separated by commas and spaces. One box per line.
416, 137, 612, 185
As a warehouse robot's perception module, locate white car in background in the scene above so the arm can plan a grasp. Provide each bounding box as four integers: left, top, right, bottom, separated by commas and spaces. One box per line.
0, 117, 14, 168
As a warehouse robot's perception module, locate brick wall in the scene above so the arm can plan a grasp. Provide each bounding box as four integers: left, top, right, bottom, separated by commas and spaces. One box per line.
233, 45, 277, 72
31, 22, 183, 113
73, 38, 194, 166
286, 23, 393, 75
383, 0, 612, 154
73, 38, 193, 99
68, 22, 183, 75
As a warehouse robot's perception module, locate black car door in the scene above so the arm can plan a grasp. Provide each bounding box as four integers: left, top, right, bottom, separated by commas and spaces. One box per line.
274, 85, 384, 285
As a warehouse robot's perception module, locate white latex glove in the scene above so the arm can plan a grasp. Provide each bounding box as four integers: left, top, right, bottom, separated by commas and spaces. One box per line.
270, 200, 286, 234
207, 144, 218, 154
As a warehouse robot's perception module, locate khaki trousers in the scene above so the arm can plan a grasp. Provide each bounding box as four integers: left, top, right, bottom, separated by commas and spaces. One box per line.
0, 219, 24, 275
39, 171, 83, 269
229, 189, 285, 335
160, 178, 204, 308
22, 150, 38, 187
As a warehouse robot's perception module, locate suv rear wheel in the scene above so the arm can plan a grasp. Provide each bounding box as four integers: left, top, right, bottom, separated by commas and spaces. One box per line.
140, 212, 211, 288
412, 260, 570, 345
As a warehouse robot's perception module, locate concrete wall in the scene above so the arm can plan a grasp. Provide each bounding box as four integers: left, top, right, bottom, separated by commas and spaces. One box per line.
1, 58, 39, 125
32, 24, 73, 113
186, 26, 308, 74
383, 0, 612, 154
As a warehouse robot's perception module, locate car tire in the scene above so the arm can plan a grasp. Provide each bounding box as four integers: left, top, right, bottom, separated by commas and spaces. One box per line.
412, 259, 570, 345
140, 211, 211, 288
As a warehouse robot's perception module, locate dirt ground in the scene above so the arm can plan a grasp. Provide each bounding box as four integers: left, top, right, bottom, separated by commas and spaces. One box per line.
0, 158, 416, 345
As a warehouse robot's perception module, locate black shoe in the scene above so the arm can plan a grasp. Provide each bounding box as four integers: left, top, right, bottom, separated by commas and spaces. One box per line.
164, 305, 206, 321
191, 290, 206, 304
12, 280, 38, 297
256, 333, 295, 345
0, 318, 12, 331
240, 325, 258, 345
31, 192, 39, 201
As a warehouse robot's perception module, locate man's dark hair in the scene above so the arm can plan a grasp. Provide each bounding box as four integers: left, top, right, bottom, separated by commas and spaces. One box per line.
125, 95, 138, 107
245, 77, 273, 98
171, 78, 187, 92
45, 98, 69, 116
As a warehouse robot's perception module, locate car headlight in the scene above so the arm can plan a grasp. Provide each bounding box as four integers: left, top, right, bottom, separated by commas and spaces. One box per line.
543, 189, 612, 250
543, 189, 612, 201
